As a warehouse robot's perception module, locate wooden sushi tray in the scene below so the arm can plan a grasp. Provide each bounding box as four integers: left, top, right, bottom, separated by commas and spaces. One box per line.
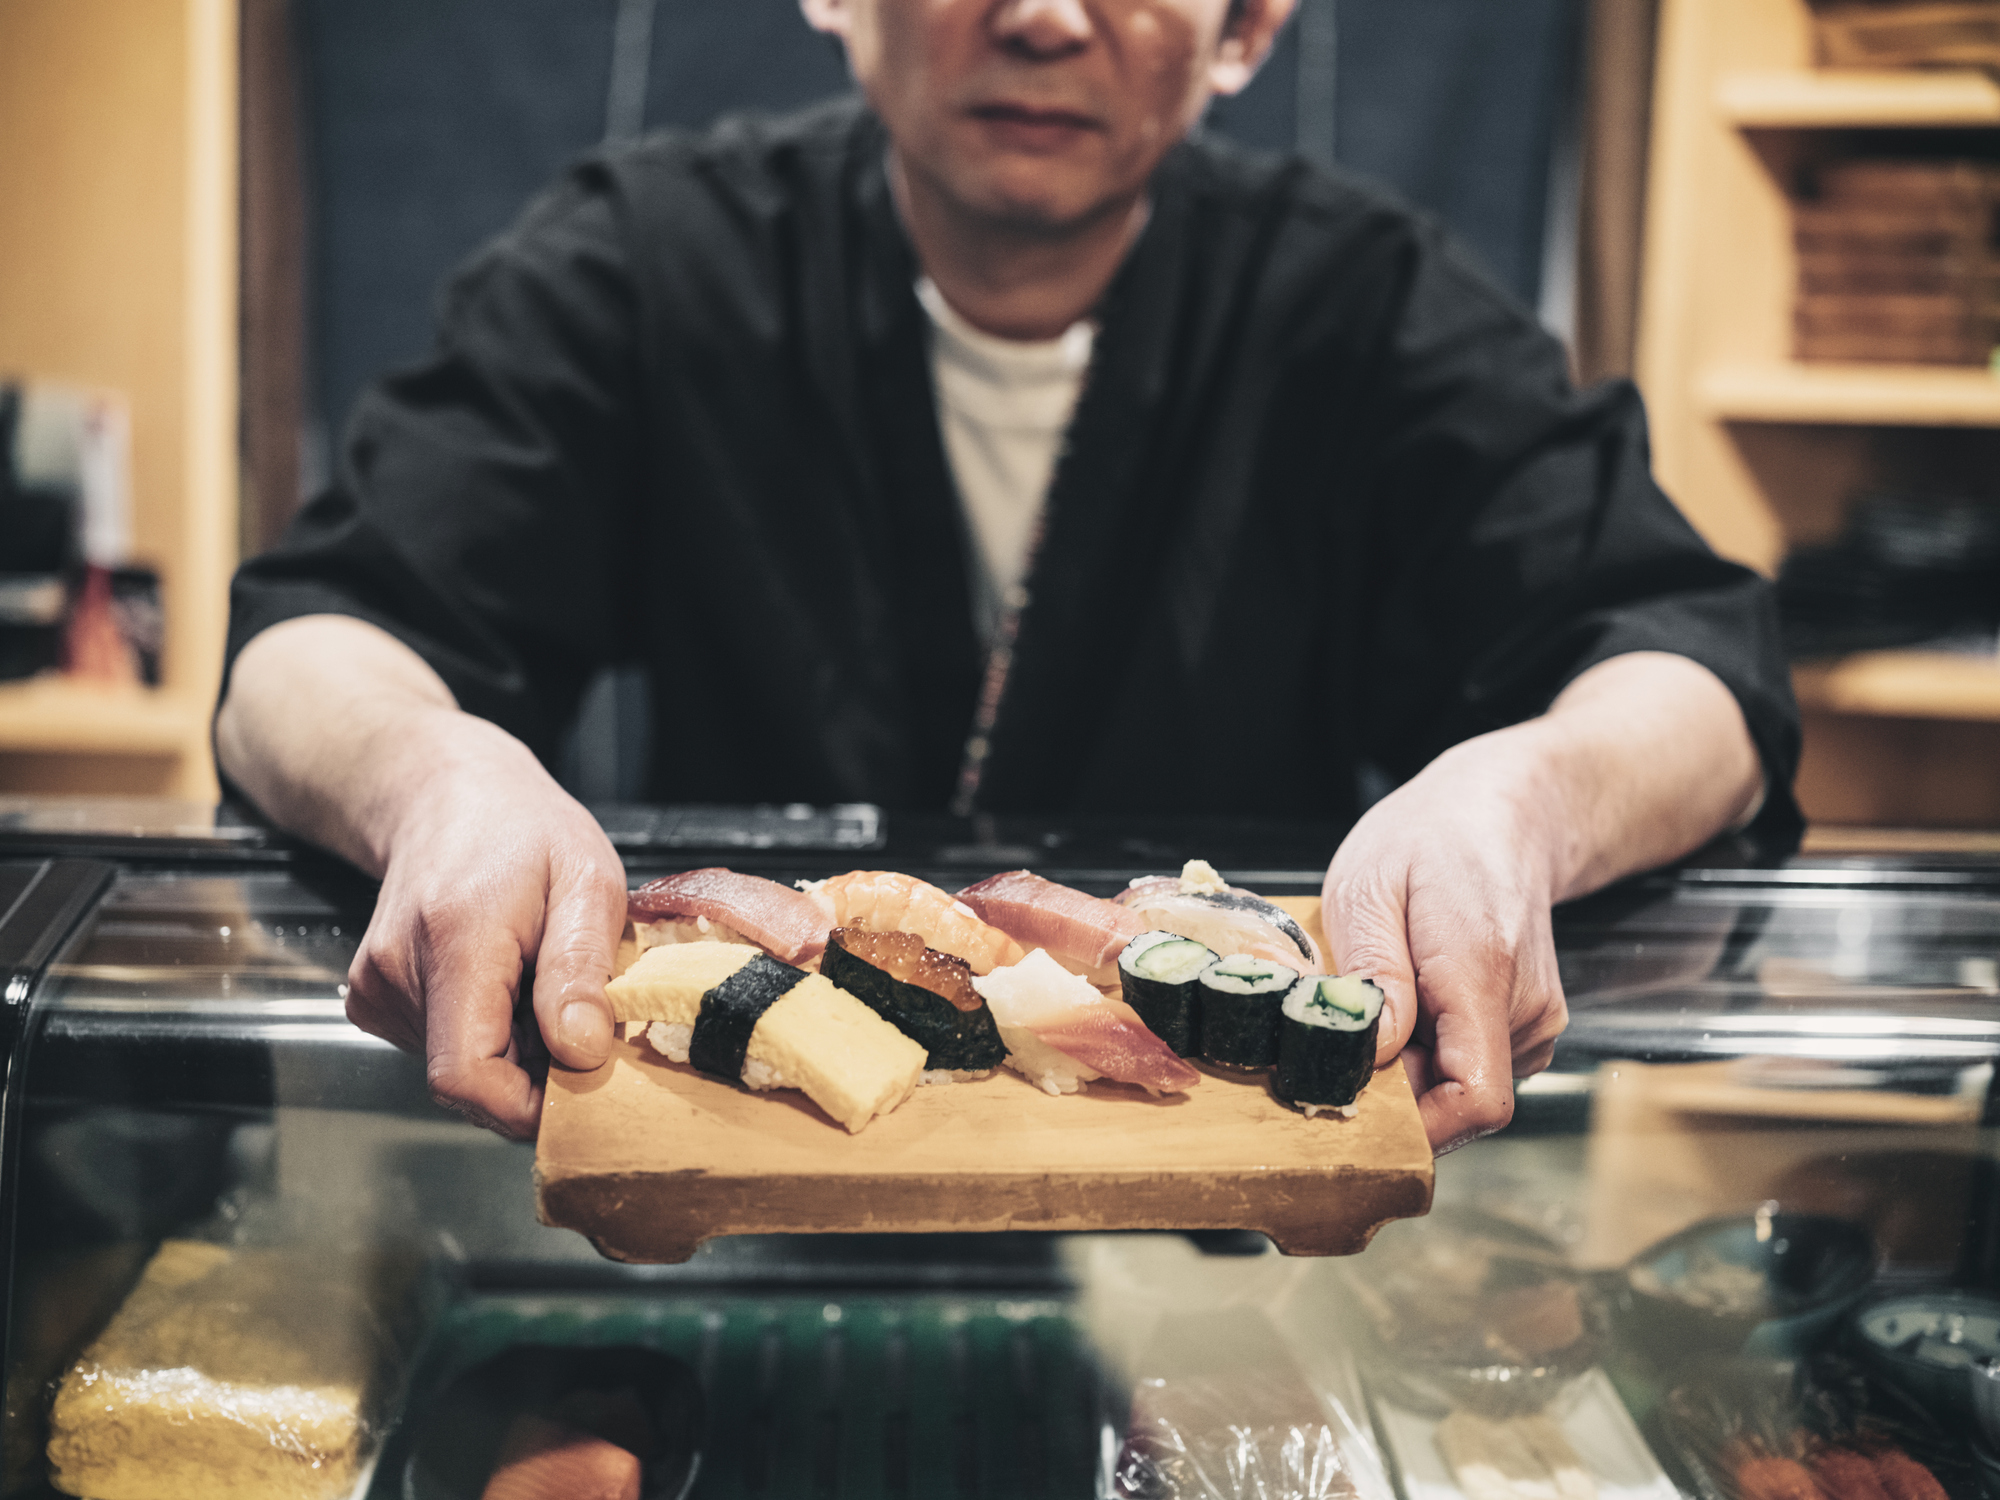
535, 897, 1434, 1262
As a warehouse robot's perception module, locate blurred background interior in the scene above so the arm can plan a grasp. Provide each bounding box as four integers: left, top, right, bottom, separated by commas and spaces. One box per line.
0, 0, 1736, 811
12, 0, 2000, 830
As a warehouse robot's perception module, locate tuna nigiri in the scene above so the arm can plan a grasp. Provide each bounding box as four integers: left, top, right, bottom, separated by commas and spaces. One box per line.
956, 870, 1153, 988
1117, 861, 1323, 972
627, 868, 831, 968
803, 870, 1026, 975
973, 950, 1202, 1096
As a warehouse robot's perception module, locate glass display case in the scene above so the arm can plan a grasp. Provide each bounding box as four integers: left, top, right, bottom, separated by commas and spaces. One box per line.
3, 797, 1996, 1500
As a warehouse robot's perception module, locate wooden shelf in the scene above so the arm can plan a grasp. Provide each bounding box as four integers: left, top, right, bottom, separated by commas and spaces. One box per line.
0, 0, 235, 799
1804, 826, 2000, 854
1716, 68, 2000, 127
1794, 652, 2000, 721
1645, 2, 2000, 825
0, 678, 204, 755
1699, 364, 2000, 425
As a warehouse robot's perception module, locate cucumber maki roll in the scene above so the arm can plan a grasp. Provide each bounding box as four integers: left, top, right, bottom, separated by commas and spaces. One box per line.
1274, 975, 1384, 1114
1198, 955, 1299, 1069
1117, 930, 1218, 1056
821, 927, 1009, 1077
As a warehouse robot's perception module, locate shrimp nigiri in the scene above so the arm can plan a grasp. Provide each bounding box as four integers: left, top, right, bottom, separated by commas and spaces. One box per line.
803, 871, 1026, 975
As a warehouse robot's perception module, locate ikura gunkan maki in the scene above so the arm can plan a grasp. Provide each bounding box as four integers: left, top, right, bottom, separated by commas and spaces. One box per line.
1274, 975, 1384, 1115
1116, 930, 1217, 1056
1197, 955, 1299, 1069
820, 926, 1008, 1080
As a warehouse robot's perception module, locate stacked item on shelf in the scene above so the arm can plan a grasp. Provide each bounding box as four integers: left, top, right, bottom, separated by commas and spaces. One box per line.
1809, 0, 2000, 70
0, 385, 76, 681
1777, 493, 2000, 657
1793, 159, 2000, 367
0, 379, 159, 686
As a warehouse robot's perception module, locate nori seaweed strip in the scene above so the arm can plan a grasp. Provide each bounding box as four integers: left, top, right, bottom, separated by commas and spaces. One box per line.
688, 954, 806, 1079
821, 932, 1007, 1071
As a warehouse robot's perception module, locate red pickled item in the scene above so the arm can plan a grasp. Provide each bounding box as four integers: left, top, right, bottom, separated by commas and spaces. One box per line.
1868, 1448, 1948, 1500
1735, 1454, 1831, 1500
480, 1412, 642, 1500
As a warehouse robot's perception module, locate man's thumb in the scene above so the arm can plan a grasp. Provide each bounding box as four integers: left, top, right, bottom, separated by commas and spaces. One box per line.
532, 858, 625, 1070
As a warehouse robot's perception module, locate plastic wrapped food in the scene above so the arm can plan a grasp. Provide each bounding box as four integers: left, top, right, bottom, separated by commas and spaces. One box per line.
1076, 1237, 1395, 1500
1116, 1371, 1354, 1500
1661, 1356, 1969, 1500
47, 1240, 415, 1500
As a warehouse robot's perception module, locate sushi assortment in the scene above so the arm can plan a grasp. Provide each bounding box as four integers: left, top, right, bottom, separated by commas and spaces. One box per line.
604, 858, 1384, 1133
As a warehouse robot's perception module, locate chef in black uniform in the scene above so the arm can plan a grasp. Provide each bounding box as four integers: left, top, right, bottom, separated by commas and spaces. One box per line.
217, 0, 1799, 1150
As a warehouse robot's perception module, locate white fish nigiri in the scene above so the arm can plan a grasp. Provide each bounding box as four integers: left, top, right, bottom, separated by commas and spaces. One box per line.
973, 950, 1202, 1096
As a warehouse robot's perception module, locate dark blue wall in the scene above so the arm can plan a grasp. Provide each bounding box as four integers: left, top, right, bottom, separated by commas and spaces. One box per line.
298, 0, 1579, 450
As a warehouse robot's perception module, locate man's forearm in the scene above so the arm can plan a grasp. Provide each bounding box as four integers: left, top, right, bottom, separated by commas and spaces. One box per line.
1490, 651, 1766, 903
215, 615, 534, 875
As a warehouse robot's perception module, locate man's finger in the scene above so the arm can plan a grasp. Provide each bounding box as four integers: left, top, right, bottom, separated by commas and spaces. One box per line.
345, 944, 425, 1054
1512, 1039, 1557, 1077
530, 849, 625, 1073
1410, 966, 1517, 1152
417, 913, 544, 1138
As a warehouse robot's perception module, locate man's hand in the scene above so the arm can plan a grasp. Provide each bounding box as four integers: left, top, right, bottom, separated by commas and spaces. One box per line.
1322, 652, 1766, 1153
218, 616, 624, 1137
1323, 739, 1569, 1151
343, 720, 625, 1137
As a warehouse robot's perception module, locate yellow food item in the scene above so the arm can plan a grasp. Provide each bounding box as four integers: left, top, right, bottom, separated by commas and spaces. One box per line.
749, 973, 924, 1132
48, 1240, 392, 1500
606, 942, 924, 1132
604, 941, 755, 1023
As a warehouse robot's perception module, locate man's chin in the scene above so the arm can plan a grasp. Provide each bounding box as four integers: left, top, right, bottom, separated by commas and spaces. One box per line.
950, 170, 1132, 236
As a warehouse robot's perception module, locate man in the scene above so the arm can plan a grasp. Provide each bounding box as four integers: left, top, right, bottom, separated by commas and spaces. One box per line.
217, 0, 1797, 1152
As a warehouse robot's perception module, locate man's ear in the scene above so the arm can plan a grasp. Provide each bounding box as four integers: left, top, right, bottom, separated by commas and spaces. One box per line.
800, 0, 851, 38
1210, 0, 1298, 96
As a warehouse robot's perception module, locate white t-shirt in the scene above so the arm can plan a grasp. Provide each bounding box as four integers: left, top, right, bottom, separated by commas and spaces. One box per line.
916, 277, 1095, 645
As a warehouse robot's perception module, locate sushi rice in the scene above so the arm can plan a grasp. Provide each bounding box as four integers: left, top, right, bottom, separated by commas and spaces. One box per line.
643, 1019, 788, 1091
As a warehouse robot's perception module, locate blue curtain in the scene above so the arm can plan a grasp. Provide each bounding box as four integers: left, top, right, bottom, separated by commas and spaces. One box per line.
298, 0, 1582, 444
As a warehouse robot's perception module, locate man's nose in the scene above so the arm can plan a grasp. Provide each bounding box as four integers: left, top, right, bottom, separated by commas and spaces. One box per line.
989, 0, 1094, 59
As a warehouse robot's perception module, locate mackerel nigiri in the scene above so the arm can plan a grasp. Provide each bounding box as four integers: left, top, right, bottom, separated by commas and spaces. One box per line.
955, 870, 1152, 988
627, 868, 831, 968
972, 950, 1202, 1096
1116, 861, 1323, 972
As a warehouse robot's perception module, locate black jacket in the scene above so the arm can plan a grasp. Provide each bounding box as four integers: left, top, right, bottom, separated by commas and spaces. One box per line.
226, 98, 1802, 837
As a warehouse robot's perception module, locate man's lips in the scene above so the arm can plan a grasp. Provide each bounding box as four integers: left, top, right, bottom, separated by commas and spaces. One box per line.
966, 101, 1103, 145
